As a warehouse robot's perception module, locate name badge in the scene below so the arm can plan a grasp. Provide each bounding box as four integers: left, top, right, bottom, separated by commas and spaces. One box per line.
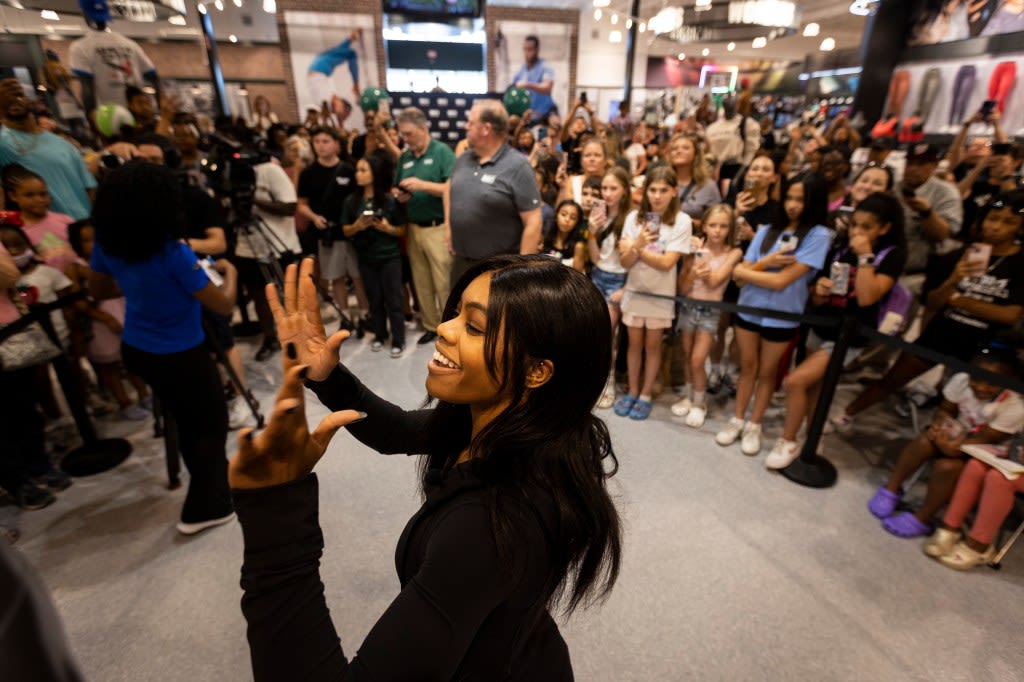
336, 177, 351, 186
481, 174, 496, 184
424, 158, 434, 165
403, 161, 414, 169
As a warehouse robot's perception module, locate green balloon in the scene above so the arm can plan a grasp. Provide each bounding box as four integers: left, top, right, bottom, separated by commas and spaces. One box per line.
503, 87, 531, 117
359, 87, 389, 112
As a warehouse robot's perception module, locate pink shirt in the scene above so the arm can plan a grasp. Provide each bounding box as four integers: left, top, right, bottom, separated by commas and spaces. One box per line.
690, 250, 733, 302
21, 211, 76, 274
0, 243, 20, 324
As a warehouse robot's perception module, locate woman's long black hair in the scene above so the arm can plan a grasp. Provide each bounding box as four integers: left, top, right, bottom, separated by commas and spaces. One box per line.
851, 192, 907, 254
421, 255, 622, 616
760, 172, 829, 255
91, 161, 186, 263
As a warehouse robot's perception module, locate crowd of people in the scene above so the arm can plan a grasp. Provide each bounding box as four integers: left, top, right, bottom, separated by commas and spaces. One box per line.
2, 74, 1024, 559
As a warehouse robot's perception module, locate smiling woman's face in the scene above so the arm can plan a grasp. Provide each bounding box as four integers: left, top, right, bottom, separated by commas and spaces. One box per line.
427, 273, 510, 413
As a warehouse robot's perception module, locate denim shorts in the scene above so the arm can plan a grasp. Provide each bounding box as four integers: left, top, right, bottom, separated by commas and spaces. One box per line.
591, 267, 627, 304
677, 302, 721, 335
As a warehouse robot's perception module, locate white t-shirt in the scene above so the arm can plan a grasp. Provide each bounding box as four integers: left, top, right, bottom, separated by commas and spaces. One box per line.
620, 210, 692, 320
235, 163, 302, 260
943, 372, 1024, 435
594, 222, 626, 275
69, 30, 156, 108
18, 264, 72, 347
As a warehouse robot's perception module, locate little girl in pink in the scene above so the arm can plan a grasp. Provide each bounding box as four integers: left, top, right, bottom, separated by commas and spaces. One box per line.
2, 165, 76, 274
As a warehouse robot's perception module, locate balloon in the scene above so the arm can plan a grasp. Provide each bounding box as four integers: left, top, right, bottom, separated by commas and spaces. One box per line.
94, 104, 135, 138
503, 87, 531, 117
359, 87, 389, 112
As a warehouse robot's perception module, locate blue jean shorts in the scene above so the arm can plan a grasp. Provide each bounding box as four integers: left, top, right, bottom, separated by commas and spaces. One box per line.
677, 302, 721, 335
591, 267, 627, 304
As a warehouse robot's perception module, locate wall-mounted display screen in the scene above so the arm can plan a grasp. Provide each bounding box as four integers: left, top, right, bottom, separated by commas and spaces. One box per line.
383, 0, 484, 19
386, 40, 484, 71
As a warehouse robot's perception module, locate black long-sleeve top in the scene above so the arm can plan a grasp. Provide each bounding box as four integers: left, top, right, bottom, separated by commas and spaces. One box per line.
233, 365, 574, 681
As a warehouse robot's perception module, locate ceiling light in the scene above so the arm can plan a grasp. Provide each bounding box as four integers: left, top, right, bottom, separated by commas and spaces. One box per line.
197, 3, 207, 13
214, 0, 223, 10
702, 48, 710, 56
752, 36, 767, 48
677, 52, 686, 60
696, 0, 712, 9
609, 30, 623, 43
592, 0, 610, 6
849, 0, 879, 16
262, 0, 275, 11
649, 7, 684, 35
233, 0, 242, 5
40, 9, 59, 20
638, 22, 646, 33
727, 42, 735, 51
229, 34, 238, 43
803, 22, 820, 36
169, 15, 186, 25
610, 13, 618, 24
626, 18, 632, 29
594, 8, 602, 20
820, 37, 836, 51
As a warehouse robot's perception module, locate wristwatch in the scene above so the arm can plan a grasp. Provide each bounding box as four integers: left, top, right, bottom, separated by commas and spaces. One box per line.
857, 253, 875, 267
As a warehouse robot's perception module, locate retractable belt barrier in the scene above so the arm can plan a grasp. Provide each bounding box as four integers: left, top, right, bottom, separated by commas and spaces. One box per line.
629, 289, 1024, 489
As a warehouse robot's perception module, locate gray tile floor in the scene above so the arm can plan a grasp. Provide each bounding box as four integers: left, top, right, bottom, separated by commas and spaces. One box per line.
4, 332, 1024, 681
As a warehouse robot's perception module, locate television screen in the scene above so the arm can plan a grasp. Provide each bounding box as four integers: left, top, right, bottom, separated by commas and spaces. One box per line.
386, 40, 485, 71
384, 0, 483, 18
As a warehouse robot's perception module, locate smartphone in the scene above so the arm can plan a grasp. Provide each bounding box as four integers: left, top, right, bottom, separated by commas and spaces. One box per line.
966, 242, 992, 272
992, 142, 1012, 156
830, 262, 851, 295
778, 234, 799, 253
980, 99, 997, 118
199, 257, 224, 287
743, 177, 756, 191
837, 205, 855, 215
580, 91, 588, 104
362, 209, 375, 217
901, 186, 916, 199
645, 212, 662, 230
591, 199, 606, 222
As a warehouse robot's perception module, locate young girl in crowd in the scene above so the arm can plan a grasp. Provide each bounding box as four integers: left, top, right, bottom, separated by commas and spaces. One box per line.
829, 162, 895, 237
542, 199, 585, 271
588, 167, 633, 409
926, 429, 1024, 571
870, 348, 1024, 539
0, 225, 73, 352
580, 175, 603, 223
2, 165, 77, 273
673, 205, 743, 429
65, 220, 151, 420
834, 191, 1024, 431
342, 155, 407, 357
614, 165, 692, 421
716, 175, 831, 455
771, 193, 907, 469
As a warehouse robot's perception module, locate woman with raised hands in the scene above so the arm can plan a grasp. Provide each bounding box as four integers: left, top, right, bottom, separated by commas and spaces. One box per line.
230, 256, 623, 681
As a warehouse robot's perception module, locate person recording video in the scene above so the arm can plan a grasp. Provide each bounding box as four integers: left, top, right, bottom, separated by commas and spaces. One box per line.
88, 161, 239, 536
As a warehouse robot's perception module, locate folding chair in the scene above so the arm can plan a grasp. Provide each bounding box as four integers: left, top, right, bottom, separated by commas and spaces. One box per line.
989, 492, 1024, 570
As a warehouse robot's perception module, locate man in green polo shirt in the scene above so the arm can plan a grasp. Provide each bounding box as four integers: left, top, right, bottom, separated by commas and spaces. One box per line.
394, 107, 456, 346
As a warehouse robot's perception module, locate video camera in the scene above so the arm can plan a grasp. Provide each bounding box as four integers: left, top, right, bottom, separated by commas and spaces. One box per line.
201, 131, 271, 221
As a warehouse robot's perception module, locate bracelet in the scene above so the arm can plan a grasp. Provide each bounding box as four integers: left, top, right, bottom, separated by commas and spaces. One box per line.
857, 253, 875, 267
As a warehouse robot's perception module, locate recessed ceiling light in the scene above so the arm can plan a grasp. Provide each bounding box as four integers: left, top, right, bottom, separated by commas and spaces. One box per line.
40, 9, 59, 20
169, 15, 186, 25
677, 52, 686, 60
229, 34, 238, 43
727, 42, 735, 51
820, 37, 836, 51
803, 22, 820, 37
702, 48, 710, 56
752, 36, 767, 48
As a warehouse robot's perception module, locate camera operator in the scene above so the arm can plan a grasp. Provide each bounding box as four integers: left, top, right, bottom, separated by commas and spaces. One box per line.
297, 126, 368, 328
234, 145, 302, 361
89, 161, 238, 535
134, 135, 256, 429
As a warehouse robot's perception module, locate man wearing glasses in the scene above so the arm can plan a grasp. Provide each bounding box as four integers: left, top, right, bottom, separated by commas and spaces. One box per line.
393, 107, 455, 346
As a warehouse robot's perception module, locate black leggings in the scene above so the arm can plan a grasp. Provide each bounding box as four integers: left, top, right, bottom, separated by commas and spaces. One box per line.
0, 366, 48, 493
122, 342, 232, 523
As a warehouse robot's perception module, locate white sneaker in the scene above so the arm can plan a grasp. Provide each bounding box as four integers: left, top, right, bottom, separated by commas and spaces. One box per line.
597, 380, 615, 410
826, 413, 853, 435
228, 397, 258, 430
765, 438, 800, 469
670, 397, 692, 417
740, 422, 762, 456
685, 405, 706, 429
715, 417, 745, 446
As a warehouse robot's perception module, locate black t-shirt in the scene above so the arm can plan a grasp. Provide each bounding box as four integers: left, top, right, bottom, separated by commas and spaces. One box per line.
811, 244, 907, 345
963, 178, 1004, 232
297, 160, 357, 225
340, 193, 405, 265
924, 244, 1024, 334
182, 186, 225, 256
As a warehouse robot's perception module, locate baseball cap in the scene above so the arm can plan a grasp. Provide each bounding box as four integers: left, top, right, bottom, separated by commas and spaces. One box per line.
906, 142, 941, 163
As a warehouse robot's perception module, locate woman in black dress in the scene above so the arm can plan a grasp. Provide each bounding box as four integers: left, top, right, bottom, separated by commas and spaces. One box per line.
230, 255, 623, 681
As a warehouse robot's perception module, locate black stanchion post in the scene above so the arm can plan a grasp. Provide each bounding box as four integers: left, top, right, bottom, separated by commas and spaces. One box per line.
780, 313, 859, 488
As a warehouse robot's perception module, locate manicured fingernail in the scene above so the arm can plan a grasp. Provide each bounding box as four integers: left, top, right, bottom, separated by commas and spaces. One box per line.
352, 411, 368, 423
299, 366, 309, 379
286, 343, 297, 360
285, 405, 301, 415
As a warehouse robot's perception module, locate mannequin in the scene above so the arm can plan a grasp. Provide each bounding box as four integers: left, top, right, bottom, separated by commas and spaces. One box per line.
69, 0, 160, 115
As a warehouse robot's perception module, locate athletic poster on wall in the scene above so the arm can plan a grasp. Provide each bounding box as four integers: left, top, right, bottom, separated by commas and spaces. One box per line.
883, 54, 1024, 135
493, 21, 571, 123
908, 1, 1024, 46
282, 11, 379, 132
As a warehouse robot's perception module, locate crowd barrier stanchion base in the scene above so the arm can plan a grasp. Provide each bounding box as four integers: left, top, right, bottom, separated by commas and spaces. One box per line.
61, 439, 133, 477
780, 455, 838, 489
